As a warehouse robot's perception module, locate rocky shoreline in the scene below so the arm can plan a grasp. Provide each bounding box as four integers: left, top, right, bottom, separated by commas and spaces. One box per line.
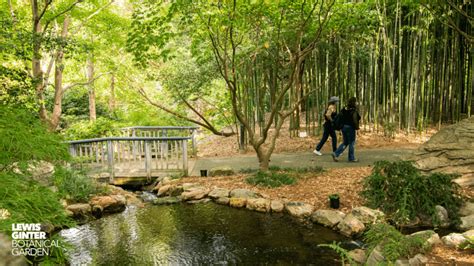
149, 176, 474, 265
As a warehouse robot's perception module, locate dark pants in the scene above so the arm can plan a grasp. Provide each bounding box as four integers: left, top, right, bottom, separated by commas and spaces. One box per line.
315, 123, 337, 152
334, 125, 356, 161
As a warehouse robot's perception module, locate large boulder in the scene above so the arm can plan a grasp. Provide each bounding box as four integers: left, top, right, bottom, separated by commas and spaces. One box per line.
350, 206, 385, 226
336, 214, 366, 237
230, 189, 259, 199
441, 233, 468, 248
270, 200, 285, 212
311, 210, 345, 228
209, 166, 235, 176
229, 198, 247, 208
89, 195, 126, 213
459, 202, 474, 216
413, 116, 474, 187
66, 203, 92, 217
208, 188, 230, 199
409, 230, 442, 248
215, 197, 230, 205
459, 214, 474, 231
246, 198, 271, 212
285, 202, 314, 219
181, 187, 209, 201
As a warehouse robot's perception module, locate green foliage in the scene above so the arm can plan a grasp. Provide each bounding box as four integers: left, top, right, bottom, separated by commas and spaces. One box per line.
329, 193, 340, 200
361, 160, 463, 226
53, 167, 107, 203
364, 223, 429, 262
317, 242, 355, 266
459, 236, 474, 250
63, 117, 120, 140
246, 170, 296, 188
0, 172, 74, 265
0, 106, 69, 171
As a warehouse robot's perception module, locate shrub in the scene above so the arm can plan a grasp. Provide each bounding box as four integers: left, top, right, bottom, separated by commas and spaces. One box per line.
53, 167, 107, 203
364, 223, 429, 262
317, 242, 354, 265
361, 160, 463, 225
0, 106, 69, 171
63, 117, 121, 140
246, 170, 296, 188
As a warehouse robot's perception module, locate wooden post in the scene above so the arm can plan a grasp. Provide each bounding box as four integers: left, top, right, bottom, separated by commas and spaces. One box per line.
182, 139, 188, 176
191, 129, 197, 156
145, 140, 152, 180
107, 140, 114, 183
69, 144, 76, 157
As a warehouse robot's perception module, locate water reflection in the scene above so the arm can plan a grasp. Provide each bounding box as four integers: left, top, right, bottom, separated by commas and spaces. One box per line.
61, 203, 346, 265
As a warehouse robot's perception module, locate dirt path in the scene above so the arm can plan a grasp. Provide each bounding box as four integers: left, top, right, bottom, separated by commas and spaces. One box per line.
190, 148, 414, 176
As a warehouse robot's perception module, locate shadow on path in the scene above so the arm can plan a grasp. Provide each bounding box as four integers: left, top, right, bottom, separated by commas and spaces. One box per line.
190, 148, 415, 176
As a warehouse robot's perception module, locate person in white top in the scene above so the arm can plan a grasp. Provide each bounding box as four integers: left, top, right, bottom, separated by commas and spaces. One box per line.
313, 96, 339, 156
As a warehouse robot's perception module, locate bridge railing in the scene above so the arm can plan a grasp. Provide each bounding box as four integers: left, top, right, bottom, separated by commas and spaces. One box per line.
120, 126, 198, 155
67, 137, 191, 183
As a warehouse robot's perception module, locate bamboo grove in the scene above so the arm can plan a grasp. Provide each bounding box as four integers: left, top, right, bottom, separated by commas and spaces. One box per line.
229, 0, 473, 138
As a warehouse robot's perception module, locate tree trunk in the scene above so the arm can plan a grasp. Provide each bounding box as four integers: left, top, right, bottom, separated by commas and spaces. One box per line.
87, 53, 96, 121
109, 73, 116, 112
50, 16, 70, 130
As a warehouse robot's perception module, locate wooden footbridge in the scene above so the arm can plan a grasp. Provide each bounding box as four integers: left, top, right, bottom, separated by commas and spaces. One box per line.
67, 126, 198, 185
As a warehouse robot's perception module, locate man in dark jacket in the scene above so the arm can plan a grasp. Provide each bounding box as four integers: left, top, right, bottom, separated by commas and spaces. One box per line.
332, 97, 361, 162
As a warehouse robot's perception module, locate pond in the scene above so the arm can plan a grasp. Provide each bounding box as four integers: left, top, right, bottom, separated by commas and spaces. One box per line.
61, 203, 349, 265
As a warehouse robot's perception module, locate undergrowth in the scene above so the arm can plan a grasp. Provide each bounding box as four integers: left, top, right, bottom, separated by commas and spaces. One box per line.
361, 160, 463, 226
53, 167, 107, 203
364, 223, 430, 262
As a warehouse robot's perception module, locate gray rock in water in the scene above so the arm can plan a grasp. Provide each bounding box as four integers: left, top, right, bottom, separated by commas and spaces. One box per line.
140, 192, 158, 202
153, 196, 182, 205
209, 166, 235, 176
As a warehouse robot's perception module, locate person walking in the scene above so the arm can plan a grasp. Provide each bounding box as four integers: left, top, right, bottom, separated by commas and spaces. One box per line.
313, 96, 339, 156
332, 97, 361, 162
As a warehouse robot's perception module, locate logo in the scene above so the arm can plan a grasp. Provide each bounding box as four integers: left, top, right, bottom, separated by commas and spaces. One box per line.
11, 223, 60, 256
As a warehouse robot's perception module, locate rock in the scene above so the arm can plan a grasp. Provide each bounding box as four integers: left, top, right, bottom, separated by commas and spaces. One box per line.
0, 233, 28, 266
161, 176, 174, 185
157, 185, 172, 197
441, 233, 467, 248
395, 259, 409, 266
366, 245, 385, 266
348, 249, 366, 264
91, 205, 103, 218
66, 203, 92, 217
209, 166, 235, 176
229, 198, 247, 208
215, 197, 230, 205
337, 214, 366, 237
139, 192, 158, 203
462, 229, 474, 238
182, 183, 200, 191
459, 214, 474, 230
459, 202, 474, 216
208, 188, 230, 199
311, 210, 345, 228
153, 196, 182, 205
285, 202, 314, 218
187, 198, 211, 204
29, 161, 55, 186
350, 206, 385, 226
270, 200, 285, 212
408, 254, 428, 266
0, 209, 11, 220
435, 205, 450, 227
246, 198, 271, 212
89, 195, 126, 213
169, 185, 184, 197
413, 115, 474, 183
40, 223, 55, 235
181, 187, 209, 201
409, 230, 442, 247
230, 188, 259, 199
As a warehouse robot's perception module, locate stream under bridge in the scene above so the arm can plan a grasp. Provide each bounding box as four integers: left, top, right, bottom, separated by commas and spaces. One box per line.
67, 126, 198, 185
